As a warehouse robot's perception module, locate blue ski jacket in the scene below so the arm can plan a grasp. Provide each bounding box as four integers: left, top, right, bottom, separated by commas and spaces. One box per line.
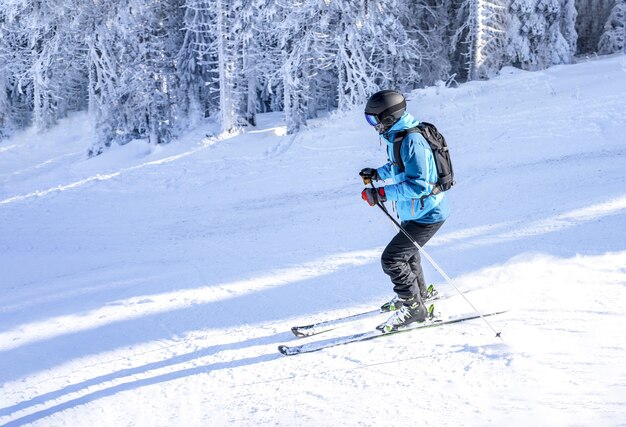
376, 112, 450, 224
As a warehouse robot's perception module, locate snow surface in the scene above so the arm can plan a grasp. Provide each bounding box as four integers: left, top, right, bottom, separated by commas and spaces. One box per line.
1, 54, 626, 426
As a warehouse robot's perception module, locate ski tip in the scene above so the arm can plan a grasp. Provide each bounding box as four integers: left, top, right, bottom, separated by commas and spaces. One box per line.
291, 327, 306, 338
278, 345, 296, 356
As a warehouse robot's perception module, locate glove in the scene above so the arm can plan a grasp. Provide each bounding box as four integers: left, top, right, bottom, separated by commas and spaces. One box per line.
359, 168, 380, 185
361, 187, 386, 206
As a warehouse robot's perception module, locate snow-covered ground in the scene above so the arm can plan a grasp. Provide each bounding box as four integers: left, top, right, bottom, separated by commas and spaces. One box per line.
1, 54, 625, 426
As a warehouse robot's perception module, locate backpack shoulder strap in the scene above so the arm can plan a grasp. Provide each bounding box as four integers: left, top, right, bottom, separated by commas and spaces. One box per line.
394, 126, 444, 209
392, 127, 419, 173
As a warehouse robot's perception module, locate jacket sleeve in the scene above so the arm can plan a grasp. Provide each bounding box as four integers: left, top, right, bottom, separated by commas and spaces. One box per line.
376, 162, 393, 181
383, 134, 434, 202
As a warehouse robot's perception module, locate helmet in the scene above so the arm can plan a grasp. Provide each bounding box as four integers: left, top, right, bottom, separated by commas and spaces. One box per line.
364, 90, 406, 134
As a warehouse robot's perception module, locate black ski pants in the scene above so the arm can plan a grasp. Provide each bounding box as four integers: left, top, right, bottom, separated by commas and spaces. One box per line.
381, 220, 445, 301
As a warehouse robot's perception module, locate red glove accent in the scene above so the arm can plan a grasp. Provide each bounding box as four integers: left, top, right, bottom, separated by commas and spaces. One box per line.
361, 187, 386, 206
378, 187, 386, 200
361, 189, 372, 206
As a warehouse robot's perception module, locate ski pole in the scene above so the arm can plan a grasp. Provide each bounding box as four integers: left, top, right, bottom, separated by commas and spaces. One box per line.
371, 184, 503, 339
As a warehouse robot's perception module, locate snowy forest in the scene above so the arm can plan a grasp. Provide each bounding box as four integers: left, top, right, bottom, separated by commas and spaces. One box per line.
0, 0, 624, 154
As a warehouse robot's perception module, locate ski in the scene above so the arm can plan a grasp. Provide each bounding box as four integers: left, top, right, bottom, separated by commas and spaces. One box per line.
279, 310, 506, 356
291, 308, 382, 338
291, 291, 446, 338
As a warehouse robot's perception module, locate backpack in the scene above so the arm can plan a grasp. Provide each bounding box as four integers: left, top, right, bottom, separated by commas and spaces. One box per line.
392, 122, 455, 208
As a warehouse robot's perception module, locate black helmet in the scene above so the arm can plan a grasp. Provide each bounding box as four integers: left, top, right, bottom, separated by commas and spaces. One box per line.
364, 90, 406, 134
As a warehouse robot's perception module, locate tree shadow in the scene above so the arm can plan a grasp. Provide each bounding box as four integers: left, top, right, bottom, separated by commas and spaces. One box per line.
0, 250, 384, 383
2, 185, 624, 424
0, 330, 289, 425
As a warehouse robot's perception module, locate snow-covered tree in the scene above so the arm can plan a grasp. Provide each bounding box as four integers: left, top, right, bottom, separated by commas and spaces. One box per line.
329, 1, 376, 110
87, 0, 184, 155
575, 0, 615, 53
194, 0, 263, 133
537, 0, 574, 65
273, 0, 453, 133
139, 0, 185, 145
23, 1, 62, 131
0, 5, 33, 136
465, 0, 508, 79
408, 0, 453, 85
597, 0, 625, 53
365, 0, 448, 93
560, 0, 578, 56
2, 0, 624, 147
179, 0, 220, 123
214, 0, 238, 132
252, 0, 284, 115
273, 0, 324, 133
233, 0, 271, 127
0, 0, 88, 133
507, 0, 574, 70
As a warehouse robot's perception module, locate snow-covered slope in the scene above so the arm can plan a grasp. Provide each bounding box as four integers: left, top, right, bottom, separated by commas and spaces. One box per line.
1, 55, 625, 426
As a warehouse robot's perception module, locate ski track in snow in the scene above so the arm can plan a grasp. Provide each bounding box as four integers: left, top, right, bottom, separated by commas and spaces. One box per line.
1, 55, 626, 426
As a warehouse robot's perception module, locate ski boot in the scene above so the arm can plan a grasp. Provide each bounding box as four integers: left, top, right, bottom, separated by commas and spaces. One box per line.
420, 284, 440, 302
381, 284, 439, 313
376, 297, 435, 333
380, 295, 404, 313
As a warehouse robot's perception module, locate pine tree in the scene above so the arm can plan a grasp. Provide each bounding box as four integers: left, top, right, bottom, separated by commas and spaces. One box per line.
537, 0, 573, 66
86, 0, 185, 155
560, 0, 578, 56
0, 5, 33, 136
404, 0, 452, 86
598, 0, 625, 53
2, 0, 623, 148
179, 0, 220, 122
26, 1, 62, 131
575, 0, 615, 53
466, 0, 508, 79
215, 0, 237, 133
274, 0, 320, 133
0, 0, 89, 134
507, 0, 574, 70
140, 0, 185, 145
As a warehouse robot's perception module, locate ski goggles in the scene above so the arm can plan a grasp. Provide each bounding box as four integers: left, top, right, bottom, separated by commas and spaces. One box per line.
364, 113, 380, 126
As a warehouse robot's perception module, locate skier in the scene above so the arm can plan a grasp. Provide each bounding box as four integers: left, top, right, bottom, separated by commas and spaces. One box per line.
360, 90, 450, 332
